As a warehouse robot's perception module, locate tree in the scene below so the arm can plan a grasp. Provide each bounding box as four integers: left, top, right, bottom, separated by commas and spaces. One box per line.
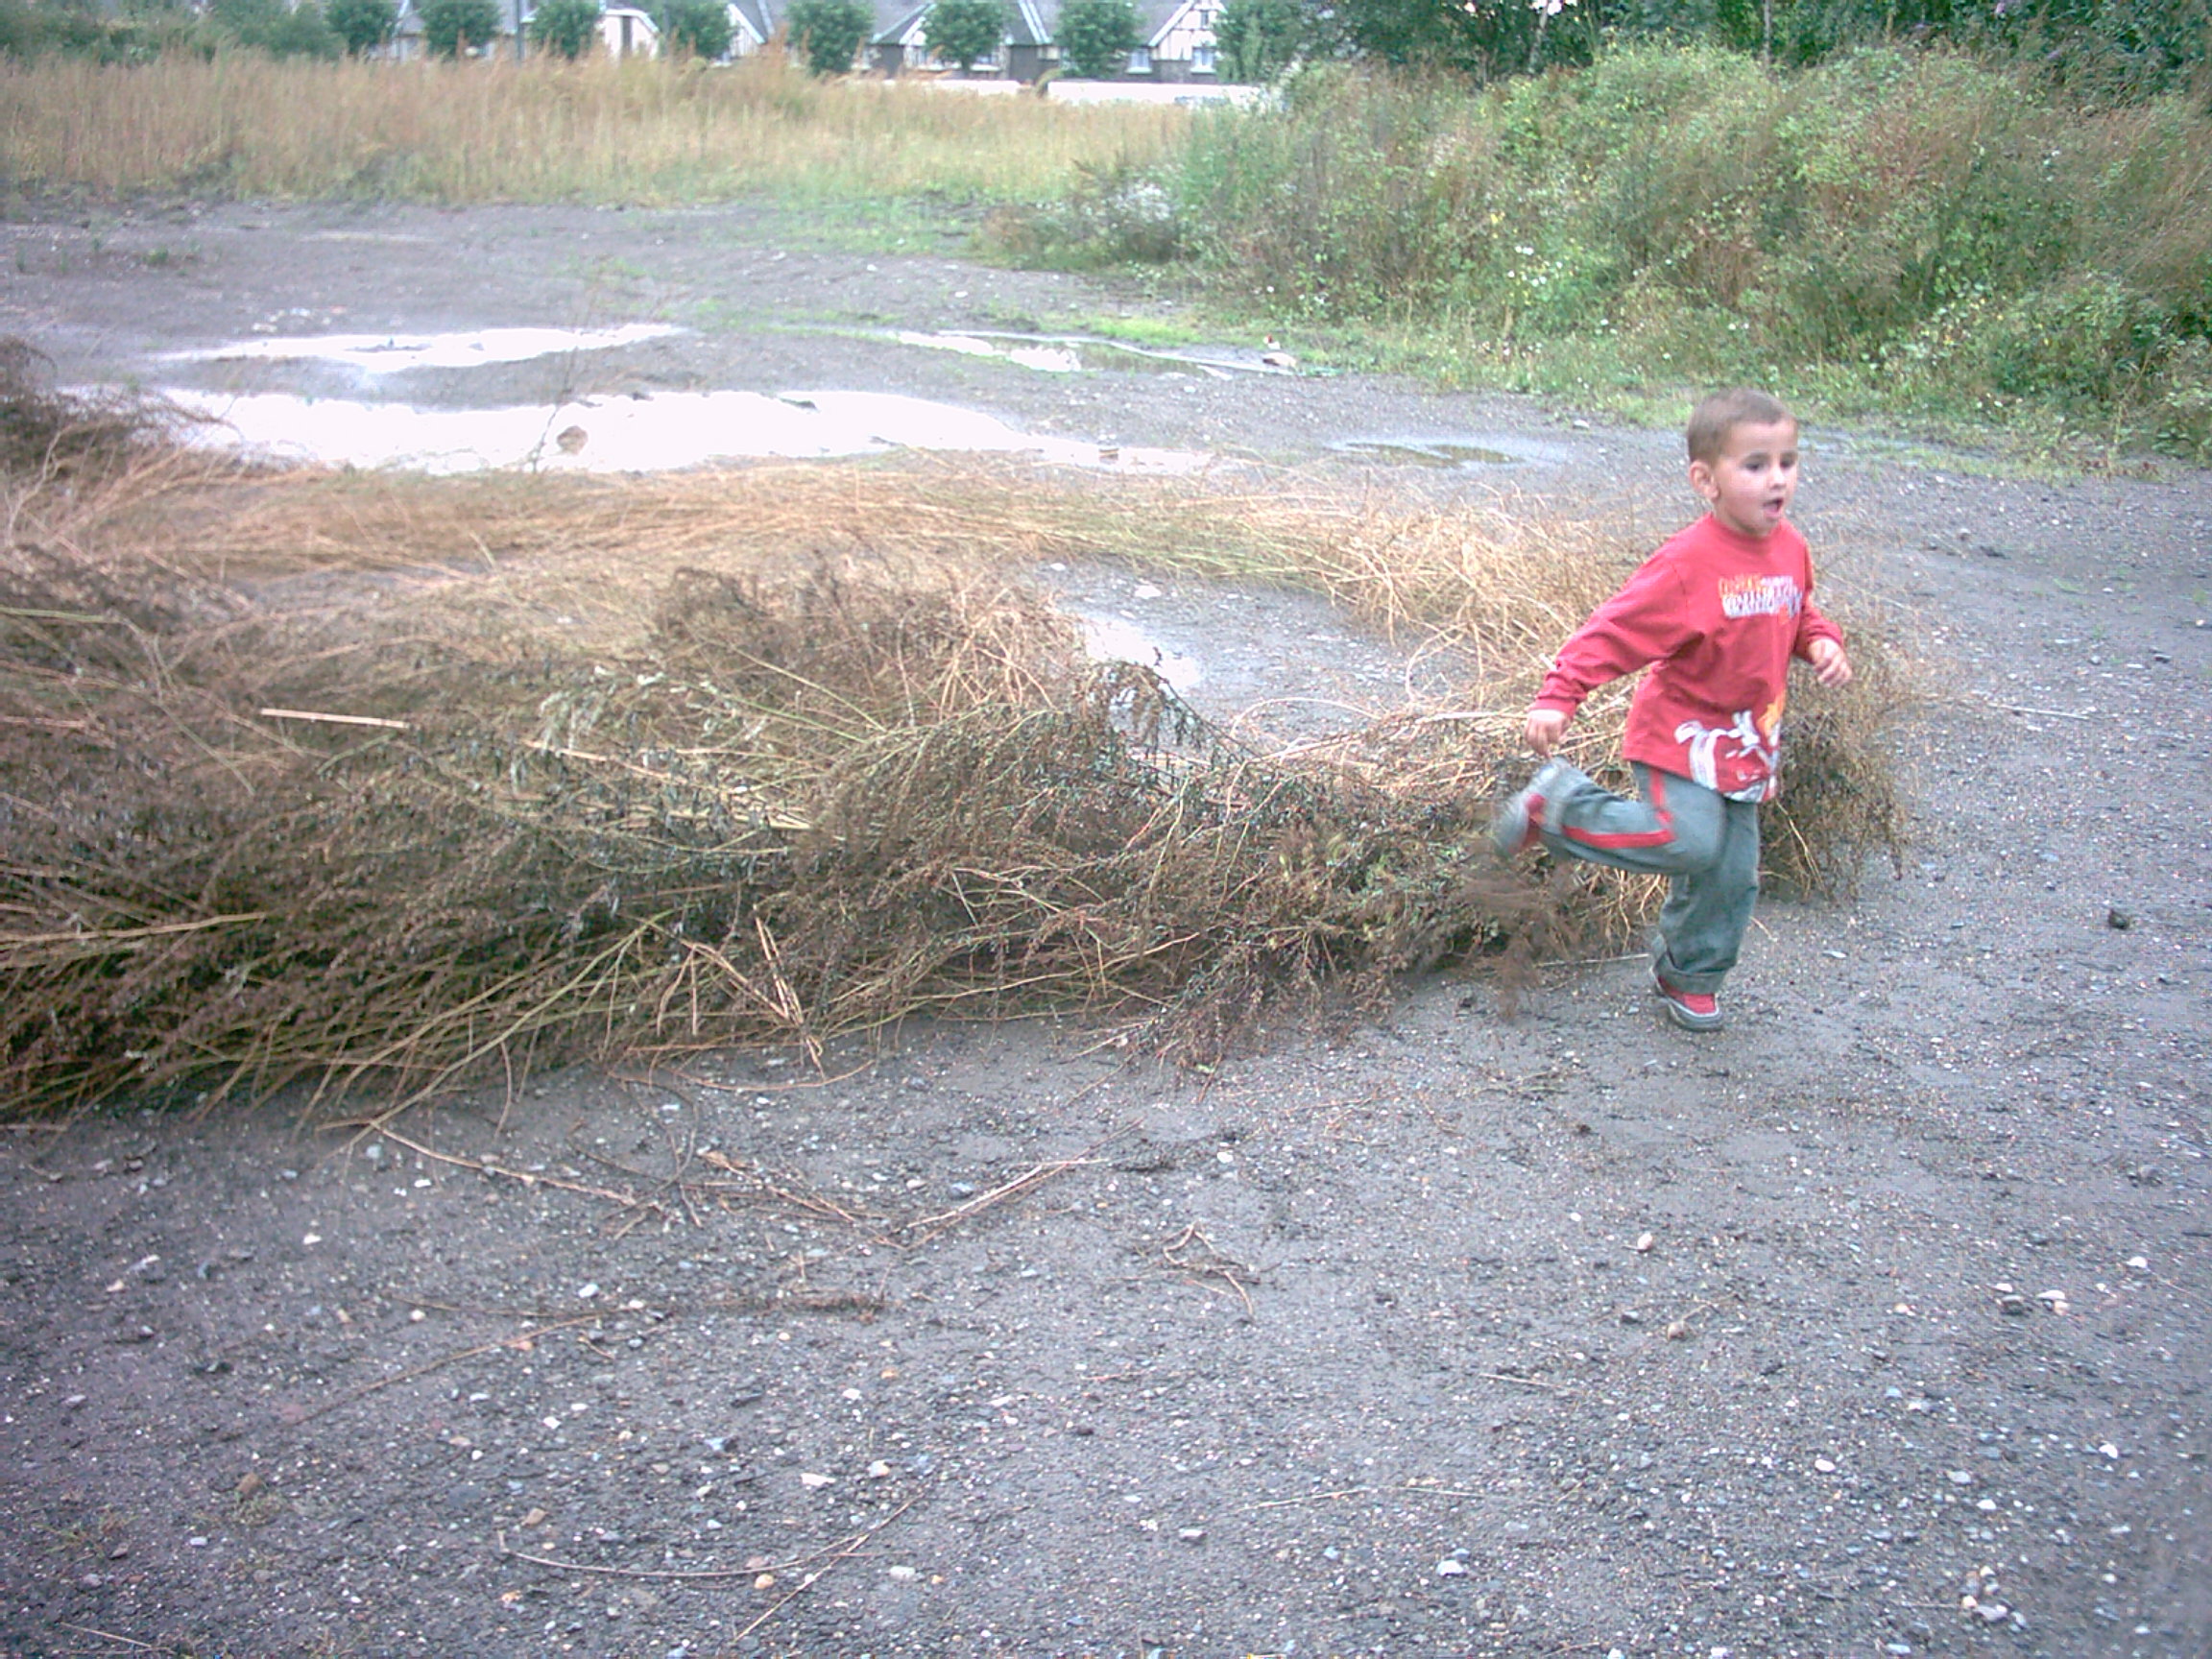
210, 0, 342, 57
1335, 0, 1575, 79
657, 0, 732, 58
326, 0, 397, 54
529, 0, 599, 57
1055, 0, 1136, 78
418, 0, 502, 56
1213, 0, 1315, 81
924, 0, 1006, 71
783, 0, 870, 72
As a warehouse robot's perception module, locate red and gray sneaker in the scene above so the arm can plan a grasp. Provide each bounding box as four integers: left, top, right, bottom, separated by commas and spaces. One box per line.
1491, 758, 1570, 860
1651, 962, 1723, 1031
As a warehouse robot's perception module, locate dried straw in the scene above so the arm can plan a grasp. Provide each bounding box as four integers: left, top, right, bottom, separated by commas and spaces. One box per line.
0, 397, 1909, 1120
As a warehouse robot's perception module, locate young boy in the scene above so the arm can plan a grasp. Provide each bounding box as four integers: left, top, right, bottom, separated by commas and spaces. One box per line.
1491, 389, 1852, 1031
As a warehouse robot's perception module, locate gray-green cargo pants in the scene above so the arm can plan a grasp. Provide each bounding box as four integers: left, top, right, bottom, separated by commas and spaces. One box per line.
1523, 758, 1761, 996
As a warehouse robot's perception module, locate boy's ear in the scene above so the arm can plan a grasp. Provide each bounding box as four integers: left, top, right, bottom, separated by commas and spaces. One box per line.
1688, 458, 1719, 503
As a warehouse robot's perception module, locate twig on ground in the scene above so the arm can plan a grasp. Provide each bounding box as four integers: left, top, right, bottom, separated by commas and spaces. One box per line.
732, 1501, 918, 1642
1239, 1487, 1374, 1511
892, 1136, 1120, 1246
1977, 697, 2092, 720
494, 1510, 912, 1583
1160, 1221, 1258, 1315
276, 1313, 605, 1428
695, 1149, 878, 1227
1481, 1371, 1574, 1393
366, 1127, 675, 1229
55, 1623, 157, 1651
257, 707, 412, 730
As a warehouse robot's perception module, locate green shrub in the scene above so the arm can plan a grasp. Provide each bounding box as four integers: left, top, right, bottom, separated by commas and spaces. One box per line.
985, 156, 1186, 266
924, 0, 1006, 71
326, 0, 397, 54
1158, 48, 2212, 454
1057, 0, 1137, 79
420, 0, 502, 57
529, 0, 600, 59
210, 0, 342, 58
657, 0, 732, 58
1214, 0, 1324, 84
783, 0, 869, 74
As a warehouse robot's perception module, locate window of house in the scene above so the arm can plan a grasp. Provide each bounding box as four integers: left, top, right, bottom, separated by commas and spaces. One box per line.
1128, 46, 1151, 72
1192, 43, 1215, 71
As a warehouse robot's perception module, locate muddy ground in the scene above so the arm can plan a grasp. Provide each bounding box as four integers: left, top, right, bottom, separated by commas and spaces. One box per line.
2, 199, 2209, 1659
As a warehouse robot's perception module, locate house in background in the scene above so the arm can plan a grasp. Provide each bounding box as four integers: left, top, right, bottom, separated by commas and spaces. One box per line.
389, 0, 1219, 76
868, 0, 936, 74
384, 0, 659, 58
1128, 0, 1220, 81
866, 0, 1219, 82
599, 5, 661, 53
727, 0, 780, 55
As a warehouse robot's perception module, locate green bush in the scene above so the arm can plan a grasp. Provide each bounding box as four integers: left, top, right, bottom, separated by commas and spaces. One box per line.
420, 0, 502, 57
1057, 0, 1137, 79
657, 0, 732, 58
529, 0, 600, 59
325, 0, 397, 54
210, 0, 341, 58
783, 0, 868, 74
924, 0, 1006, 71
1157, 47, 2212, 455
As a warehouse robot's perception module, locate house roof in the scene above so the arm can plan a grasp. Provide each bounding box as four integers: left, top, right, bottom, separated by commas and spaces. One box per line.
871, 0, 931, 47
729, 0, 777, 44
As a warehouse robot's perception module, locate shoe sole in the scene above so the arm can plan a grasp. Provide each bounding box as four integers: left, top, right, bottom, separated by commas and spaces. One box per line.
1651, 963, 1723, 1031
1657, 997, 1724, 1032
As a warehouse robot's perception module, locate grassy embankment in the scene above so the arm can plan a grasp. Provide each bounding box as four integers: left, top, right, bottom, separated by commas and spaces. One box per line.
1103, 49, 2210, 461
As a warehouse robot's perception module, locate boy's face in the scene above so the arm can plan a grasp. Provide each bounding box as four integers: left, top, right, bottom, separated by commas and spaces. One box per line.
1690, 418, 1798, 540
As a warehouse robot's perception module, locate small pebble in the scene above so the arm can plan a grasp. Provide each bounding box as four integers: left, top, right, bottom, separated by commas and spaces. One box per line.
1176, 1527, 1205, 1543
1436, 1558, 1467, 1576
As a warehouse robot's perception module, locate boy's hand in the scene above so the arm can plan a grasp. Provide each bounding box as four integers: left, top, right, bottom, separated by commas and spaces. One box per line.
1807, 637, 1853, 687
1525, 707, 1570, 757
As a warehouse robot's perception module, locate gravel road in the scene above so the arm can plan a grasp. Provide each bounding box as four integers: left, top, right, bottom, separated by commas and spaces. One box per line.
2, 198, 2208, 1659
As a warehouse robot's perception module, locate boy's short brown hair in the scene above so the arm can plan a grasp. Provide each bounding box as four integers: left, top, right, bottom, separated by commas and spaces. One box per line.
1687, 389, 1794, 464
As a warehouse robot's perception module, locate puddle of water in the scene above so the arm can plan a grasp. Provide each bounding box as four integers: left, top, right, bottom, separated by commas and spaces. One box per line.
1332, 439, 1519, 468
164, 387, 1211, 476
161, 324, 684, 375
896, 330, 1239, 380
1078, 616, 1204, 693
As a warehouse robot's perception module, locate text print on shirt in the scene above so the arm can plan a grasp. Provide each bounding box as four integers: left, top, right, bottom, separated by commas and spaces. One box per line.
1717, 572, 1804, 619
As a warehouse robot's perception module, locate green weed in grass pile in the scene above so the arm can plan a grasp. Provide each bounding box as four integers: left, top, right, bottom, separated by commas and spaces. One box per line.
0, 379, 1906, 1119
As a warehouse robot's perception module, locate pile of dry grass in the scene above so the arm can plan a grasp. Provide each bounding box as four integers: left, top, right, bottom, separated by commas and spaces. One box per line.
1, 417, 1908, 1121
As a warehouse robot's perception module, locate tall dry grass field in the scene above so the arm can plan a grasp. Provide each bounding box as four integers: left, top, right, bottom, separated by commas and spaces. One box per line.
0, 53, 1188, 202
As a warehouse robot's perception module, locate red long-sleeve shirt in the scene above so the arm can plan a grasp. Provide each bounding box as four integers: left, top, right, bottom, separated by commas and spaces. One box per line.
1534, 513, 1843, 802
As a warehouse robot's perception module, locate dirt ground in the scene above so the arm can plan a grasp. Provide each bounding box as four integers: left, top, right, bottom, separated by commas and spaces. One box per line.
2, 199, 2209, 1659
